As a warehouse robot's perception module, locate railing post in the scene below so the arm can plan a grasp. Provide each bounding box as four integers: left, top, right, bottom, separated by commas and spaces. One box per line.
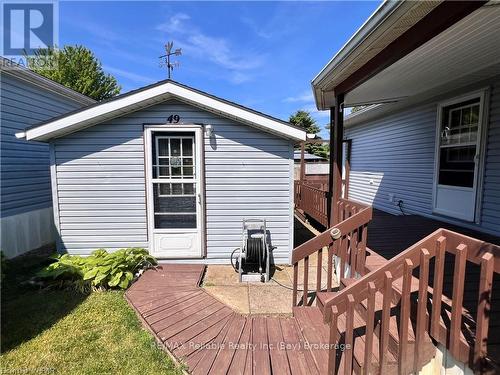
328, 306, 339, 375
473, 252, 494, 371
450, 244, 467, 357
292, 263, 298, 306
300, 141, 305, 183
364, 282, 376, 375
431, 236, 446, 339
399, 259, 413, 375
414, 248, 430, 372
380, 271, 393, 373
303, 256, 309, 306
344, 294, 355, 375
316, 248, 323, 294
356, 224, 368, 276
349, 225, 358, 277
327, 242, 335, 291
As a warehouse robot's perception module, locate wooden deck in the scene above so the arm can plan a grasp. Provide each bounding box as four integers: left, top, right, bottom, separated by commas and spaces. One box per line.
125, 264, 332, 375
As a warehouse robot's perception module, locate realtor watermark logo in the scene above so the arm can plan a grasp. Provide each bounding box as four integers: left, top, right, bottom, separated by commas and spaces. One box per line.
1, 0, 58, 68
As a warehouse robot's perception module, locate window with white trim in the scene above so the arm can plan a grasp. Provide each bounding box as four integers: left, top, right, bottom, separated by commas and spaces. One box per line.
438, 98, 480, 188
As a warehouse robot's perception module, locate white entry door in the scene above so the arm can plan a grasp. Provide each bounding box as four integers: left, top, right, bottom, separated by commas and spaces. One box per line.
145, 127, 203, 258
433, 92, 485, 222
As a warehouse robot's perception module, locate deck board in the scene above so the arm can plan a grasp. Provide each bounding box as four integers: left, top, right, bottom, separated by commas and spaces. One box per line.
125, 264, 339, 375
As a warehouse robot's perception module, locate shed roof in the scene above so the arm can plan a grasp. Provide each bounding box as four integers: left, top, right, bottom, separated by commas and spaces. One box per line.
18, 79, 306, 142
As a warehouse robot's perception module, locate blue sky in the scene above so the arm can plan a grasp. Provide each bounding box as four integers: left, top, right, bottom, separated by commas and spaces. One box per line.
60, 1, 381, 137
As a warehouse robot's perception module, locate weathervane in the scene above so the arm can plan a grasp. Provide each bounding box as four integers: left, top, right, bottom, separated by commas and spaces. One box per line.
159, 41, 182, 79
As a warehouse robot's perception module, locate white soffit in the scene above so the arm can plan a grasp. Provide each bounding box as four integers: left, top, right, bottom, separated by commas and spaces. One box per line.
23, 81, 306, 142
344, 4, 500, 106
312, 0, 440, 110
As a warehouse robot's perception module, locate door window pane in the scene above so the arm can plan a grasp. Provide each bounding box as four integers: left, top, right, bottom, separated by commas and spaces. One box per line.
158, 183, 195, 196
183, 183, 194, 195
171, 183, 183, 195
154, 195, 195, 213
159, 167, 169, 177
171, 167, 181, 177
171, 139, 181, 156
159, 184, 171, 195
155, 215, 196, 229
183, 166, 194, 176
182, 138, 193, 156
158, 139, 169, 156
154, 183, 196, 228
438, 146, 475, 187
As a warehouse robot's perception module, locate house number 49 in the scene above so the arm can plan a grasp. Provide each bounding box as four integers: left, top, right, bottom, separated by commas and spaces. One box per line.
167, 115, 180, 123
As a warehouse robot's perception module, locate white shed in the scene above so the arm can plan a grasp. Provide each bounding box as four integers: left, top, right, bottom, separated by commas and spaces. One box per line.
19, 80, 306, 263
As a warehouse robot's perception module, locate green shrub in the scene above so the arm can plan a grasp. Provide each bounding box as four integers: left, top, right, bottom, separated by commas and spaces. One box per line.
37, 248, 157, 291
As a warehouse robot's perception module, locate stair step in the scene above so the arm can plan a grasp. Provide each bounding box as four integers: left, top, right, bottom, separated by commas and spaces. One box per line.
293, 306, 398, 374
316, 279, 436, 374
342, 278, 417, 356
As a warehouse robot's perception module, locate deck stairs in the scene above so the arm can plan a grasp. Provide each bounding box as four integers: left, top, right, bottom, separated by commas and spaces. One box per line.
293, 277, 436, 374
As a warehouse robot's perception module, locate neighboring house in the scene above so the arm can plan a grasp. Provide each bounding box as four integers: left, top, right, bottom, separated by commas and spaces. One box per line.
293, 150, 328, 179
302, 2, 500, 374
293, 150, 326, 163
17, 80, 306, 263
312, 0, 500, 237
0, 59, 95, 258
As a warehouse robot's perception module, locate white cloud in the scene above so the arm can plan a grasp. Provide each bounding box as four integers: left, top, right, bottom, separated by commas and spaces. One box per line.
156, 13, 191, 35
155, 13, 263, 84
306, 105, 330, 119
240, 17, 273, 39
229, 71, 252, 84
71, 20, 123, 46
285, 90, 330, 121
283, 91, 314, 103
104, 66, 156, 85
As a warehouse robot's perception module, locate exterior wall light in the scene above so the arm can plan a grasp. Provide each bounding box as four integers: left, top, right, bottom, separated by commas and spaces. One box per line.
205, 124, 213, 137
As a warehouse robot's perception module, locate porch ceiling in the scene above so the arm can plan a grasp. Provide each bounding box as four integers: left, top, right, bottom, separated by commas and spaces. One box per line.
343, 3, 500, 107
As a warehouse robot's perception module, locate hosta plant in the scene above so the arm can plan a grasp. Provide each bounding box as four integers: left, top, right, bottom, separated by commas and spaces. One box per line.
37, 248, 157, 291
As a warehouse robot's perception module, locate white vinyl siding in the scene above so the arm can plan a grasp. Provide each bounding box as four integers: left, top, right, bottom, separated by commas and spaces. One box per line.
53, 100, 294, 263
345, 76, 500, 235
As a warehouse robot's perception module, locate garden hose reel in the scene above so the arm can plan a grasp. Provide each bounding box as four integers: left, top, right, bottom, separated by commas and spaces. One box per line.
232, 219, 270, 283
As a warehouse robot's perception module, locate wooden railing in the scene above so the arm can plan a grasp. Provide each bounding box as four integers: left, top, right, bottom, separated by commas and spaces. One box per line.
294, 181, 329, 226
320, 228, 500, 374
294, 177, 349, 228
291, 198, 373, 306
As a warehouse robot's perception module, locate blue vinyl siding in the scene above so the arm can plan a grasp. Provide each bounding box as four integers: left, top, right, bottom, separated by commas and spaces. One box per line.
0, 73, 86, 218
346, 76, 500, 235
53, 100, 294, 262
481, 79, 500, 234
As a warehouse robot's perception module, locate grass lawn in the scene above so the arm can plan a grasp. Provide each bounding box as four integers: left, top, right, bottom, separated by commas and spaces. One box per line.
1, 251, 182, 374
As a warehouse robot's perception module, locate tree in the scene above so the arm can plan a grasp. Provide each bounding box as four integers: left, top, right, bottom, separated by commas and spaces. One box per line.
28, 46, 121, 100
289, 110, 320, 135
289, 110, 329, 158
